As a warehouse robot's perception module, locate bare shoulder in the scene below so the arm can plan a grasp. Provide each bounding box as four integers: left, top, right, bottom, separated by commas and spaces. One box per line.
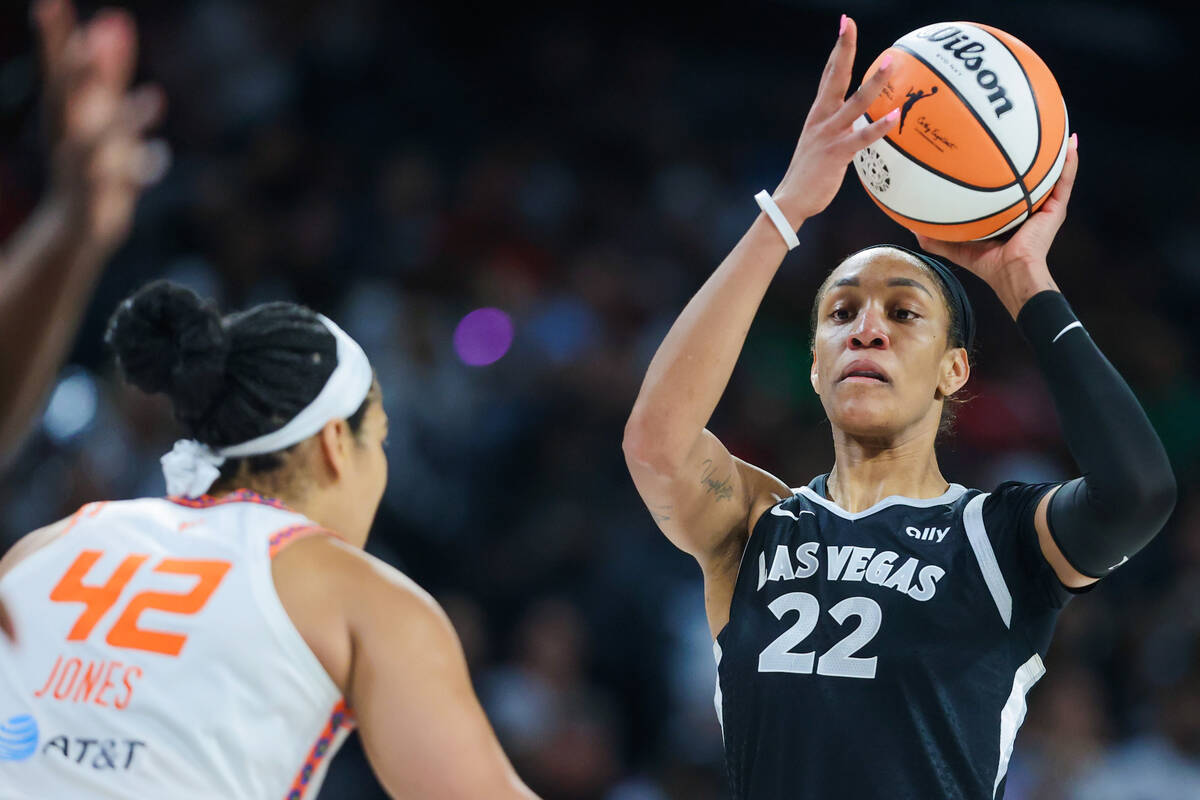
331, 546, 456, 653
291, 536, 444, 624
271, 534, 454, 696
0, 515, 76, 582
273, 534, 432, 605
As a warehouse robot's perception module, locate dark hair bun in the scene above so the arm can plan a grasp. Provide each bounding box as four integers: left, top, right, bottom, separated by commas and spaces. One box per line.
105, 280, 230, 426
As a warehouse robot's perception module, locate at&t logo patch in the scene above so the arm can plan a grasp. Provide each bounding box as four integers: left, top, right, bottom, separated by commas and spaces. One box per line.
0, 713, 39, 762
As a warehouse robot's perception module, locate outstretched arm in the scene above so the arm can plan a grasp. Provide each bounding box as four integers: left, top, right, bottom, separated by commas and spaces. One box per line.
623, 15, 900, 633
0, 0, 166, 467
919, 138, 1176, 588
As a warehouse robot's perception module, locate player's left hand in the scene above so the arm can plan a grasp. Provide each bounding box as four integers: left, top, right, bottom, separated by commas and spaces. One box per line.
914, 133, 1077, 284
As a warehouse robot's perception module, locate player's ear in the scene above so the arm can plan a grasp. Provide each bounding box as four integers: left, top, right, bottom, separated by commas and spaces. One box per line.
316, 418, 351, 481
938, 346, 970, 398
810, 348, 821, 395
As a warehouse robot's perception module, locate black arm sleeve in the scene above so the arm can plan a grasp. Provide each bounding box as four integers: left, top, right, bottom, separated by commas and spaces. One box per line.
1016, 290, 1176, 578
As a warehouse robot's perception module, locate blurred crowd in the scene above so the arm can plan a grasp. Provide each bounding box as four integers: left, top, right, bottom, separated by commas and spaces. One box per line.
2, 1, 1197, 798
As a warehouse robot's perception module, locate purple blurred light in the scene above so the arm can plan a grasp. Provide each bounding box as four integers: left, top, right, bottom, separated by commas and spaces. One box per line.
454, 307, 514, 366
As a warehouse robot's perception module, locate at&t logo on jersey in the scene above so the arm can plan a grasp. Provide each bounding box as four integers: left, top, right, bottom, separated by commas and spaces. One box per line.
0, 711, 147, 771
0, 713, 39, 762
42, 734, 146, 771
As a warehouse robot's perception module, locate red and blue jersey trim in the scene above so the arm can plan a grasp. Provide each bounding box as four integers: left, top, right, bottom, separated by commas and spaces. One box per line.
267, 524, 337, 558
284, 699, 356, 799
167, 489, 292, 511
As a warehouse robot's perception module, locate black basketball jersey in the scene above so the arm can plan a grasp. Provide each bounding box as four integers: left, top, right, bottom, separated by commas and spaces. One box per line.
714, 474, 1076, 800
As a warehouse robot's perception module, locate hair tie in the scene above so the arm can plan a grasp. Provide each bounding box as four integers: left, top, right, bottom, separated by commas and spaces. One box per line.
161, 439, 225, 498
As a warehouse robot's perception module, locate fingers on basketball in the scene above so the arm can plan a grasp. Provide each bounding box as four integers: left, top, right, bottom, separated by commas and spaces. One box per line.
845, 108, 899, 154
1051, 135, 1079, 202
1036, 136, 1078, 219
813, 16, 857, 120
913, 233, 957, 261
832, 60, 893, 129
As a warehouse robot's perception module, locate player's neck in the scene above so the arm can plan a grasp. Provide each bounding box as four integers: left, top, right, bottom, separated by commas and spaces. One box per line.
827, 429, 948, 513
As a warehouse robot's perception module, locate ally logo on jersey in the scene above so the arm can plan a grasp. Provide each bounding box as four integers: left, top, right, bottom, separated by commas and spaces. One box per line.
906, 525, 950, 542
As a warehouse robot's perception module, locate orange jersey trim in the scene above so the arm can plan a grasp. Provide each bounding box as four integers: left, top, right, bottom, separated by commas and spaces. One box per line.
284, 699, 355, 800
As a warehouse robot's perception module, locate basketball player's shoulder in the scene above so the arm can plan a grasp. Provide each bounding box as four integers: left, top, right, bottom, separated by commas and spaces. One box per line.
749, 476, 823, 525
976, 479, 1062, 521
273, 534, 440, 623
273, 533, 458, 685
0, 515, 74, 580
0, 499, 129, 579
921, 479, 1054, 524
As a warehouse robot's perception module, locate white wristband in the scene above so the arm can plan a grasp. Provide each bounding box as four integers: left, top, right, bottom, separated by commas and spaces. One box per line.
754, 190, 799, 250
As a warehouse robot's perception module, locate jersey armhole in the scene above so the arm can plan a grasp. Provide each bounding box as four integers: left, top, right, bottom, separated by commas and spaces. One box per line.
984, 484, 1090, 615
713, 492, 788, 644
251, 525, 347, 705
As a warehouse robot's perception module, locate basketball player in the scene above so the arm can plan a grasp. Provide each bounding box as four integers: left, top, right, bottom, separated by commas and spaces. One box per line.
0, 282, 538, 799
623, 16, 1175, 799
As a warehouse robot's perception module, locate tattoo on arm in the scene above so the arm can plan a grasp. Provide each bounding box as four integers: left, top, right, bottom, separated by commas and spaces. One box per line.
700, 459, 734, 502
650, 503, 673, 522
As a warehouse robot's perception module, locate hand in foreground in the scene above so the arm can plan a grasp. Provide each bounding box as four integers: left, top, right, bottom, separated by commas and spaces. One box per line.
916, 135, 1078, 285
35, 0, 168, 253
0, 599, 12, 642
772, 15, 901, 226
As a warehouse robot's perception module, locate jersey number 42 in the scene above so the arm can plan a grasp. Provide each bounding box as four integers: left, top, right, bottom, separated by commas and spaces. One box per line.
49, 550, 232, 657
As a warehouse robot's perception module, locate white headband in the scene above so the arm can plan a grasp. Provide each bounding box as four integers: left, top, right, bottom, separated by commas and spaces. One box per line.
161, 314, 374, 497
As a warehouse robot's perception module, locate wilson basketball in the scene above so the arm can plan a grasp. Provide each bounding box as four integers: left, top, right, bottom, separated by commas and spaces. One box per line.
852, 22, 1068, 241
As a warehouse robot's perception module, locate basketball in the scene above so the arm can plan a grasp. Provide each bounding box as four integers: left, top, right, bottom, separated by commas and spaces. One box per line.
852, 22, 1068, 241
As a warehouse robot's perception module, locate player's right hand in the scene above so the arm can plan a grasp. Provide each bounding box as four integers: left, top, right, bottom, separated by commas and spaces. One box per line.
771, 16, 899, 227
34, 0, 168, 255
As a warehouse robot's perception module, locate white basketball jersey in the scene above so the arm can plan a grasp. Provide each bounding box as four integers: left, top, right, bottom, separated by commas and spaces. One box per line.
0, 492, 355, 799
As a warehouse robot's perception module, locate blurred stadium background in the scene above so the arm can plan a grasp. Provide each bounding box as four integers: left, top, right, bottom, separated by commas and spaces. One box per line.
2, 1, 1196, 798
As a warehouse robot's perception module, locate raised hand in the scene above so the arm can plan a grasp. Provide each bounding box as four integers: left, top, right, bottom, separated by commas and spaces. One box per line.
915, 135, 1078, 299
0, 3, 168, 469
772, 15, 901, 226
35, 0, 168, 253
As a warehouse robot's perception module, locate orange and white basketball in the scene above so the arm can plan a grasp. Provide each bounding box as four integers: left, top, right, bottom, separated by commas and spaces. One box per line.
852, 22, 1068, 241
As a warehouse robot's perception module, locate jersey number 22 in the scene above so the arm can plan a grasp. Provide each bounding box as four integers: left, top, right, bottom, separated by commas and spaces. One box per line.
758, 592, 881, 679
